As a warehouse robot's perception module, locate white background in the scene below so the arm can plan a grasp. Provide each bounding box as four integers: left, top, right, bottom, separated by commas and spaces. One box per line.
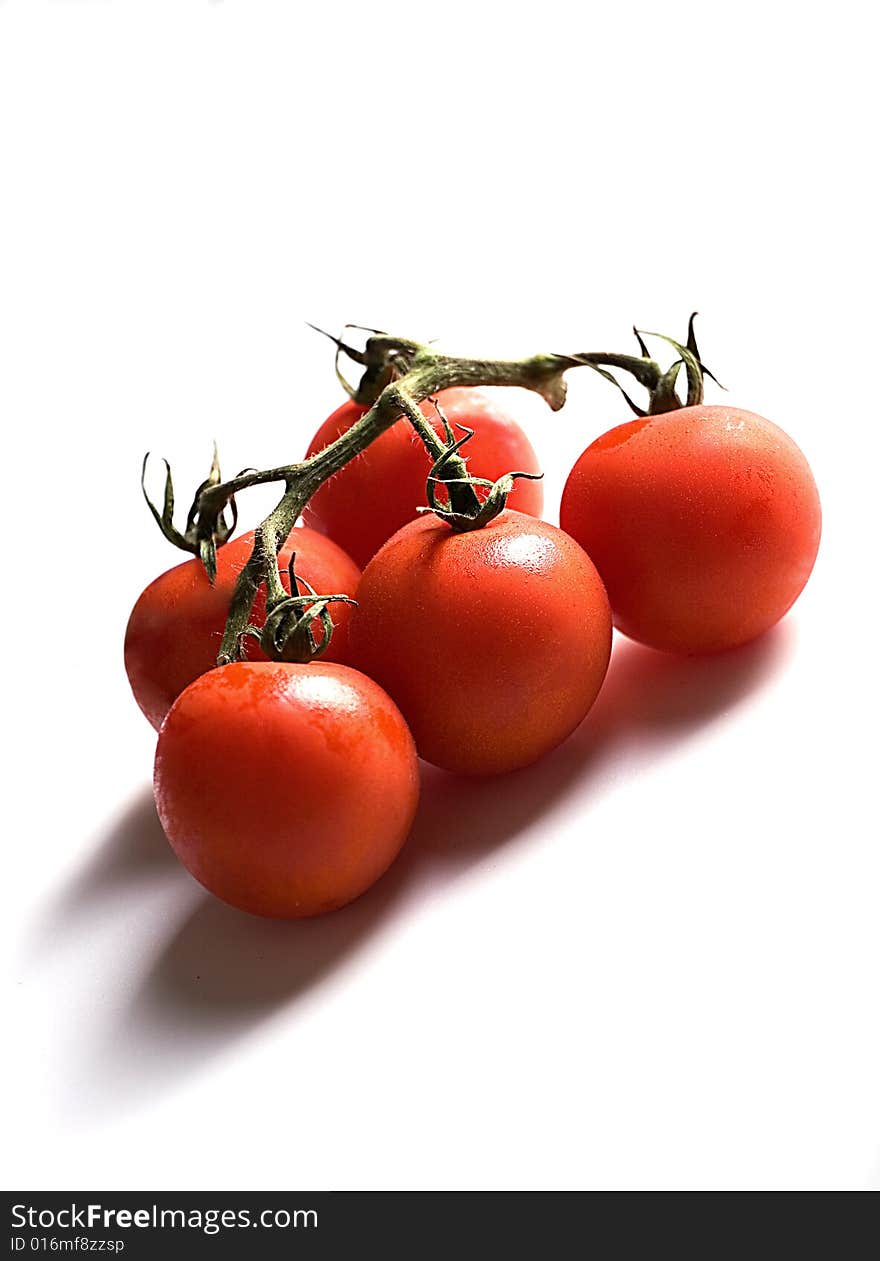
2, 1, 878, 1191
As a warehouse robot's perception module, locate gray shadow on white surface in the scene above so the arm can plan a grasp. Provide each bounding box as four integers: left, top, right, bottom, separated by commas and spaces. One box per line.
73, 847, 414, 1117
409, 621, 796, 871
60, 622, 795, 1116
27, 788, 182, 964
55, 789, 179, 908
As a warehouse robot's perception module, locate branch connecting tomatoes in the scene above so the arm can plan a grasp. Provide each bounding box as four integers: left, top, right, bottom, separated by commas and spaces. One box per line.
303, 388, 544, 568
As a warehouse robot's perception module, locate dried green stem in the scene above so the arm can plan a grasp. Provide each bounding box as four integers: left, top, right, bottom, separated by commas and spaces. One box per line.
387, 387, 481, 517
199, 342, 581, 664
177, 324, 710, 664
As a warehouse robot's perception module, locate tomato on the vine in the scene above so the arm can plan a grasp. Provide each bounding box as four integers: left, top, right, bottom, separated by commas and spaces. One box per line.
154, 661, 419, 918
302, 388, 543, 568
559, 405, 821, 654
125, 526, 360, 730
347, 510, 612, 775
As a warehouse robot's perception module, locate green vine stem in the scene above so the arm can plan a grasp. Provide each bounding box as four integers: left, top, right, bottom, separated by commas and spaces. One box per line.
146, 319, 713, 665
198, 345, 577, 664
568, 313, 721, 417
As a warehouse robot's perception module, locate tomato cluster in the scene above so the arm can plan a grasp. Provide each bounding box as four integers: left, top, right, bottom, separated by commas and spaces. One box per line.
128, 340, 821, 920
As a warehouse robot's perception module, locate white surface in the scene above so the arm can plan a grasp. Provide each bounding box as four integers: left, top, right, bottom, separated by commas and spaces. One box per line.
1, 1, 878, 1191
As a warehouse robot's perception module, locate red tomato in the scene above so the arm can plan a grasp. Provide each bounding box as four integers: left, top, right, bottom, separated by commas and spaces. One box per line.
302, 388, 544, 568
154, 661, 419, 918
347, 510, 612, 775
559, 405, 821, 654
125, 526, 360, 730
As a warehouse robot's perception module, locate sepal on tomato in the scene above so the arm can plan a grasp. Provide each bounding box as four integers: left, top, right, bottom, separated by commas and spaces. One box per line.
241, 557, 357, 664
141, 443, 239, 582
564, 313, 724, 417
419, 421, 543, 533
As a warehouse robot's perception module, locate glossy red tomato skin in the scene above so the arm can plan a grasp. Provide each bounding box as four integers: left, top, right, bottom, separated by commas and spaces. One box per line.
559, 405, 822, 654
154, 661, 419, 918
302, 388, 544, 568
125, 527, 360, 731
348, 510, 612, 775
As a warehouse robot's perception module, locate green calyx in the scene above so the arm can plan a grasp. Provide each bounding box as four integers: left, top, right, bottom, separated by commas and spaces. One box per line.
141, 444, 240, 581
305, 323, 423, 408
241, 555, 357, 664
568, 313, 723, 417
419, 422, 542, 533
